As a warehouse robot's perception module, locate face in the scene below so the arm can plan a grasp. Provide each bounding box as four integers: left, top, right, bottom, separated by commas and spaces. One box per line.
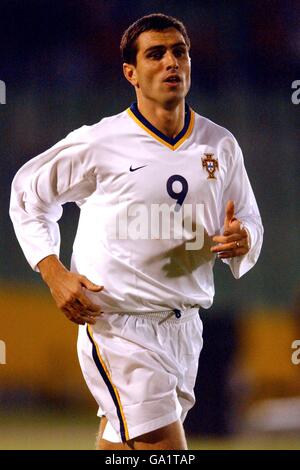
124, 28, 191, 108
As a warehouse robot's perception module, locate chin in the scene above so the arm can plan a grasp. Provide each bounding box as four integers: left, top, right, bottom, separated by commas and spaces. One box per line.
163, 92, 185, 107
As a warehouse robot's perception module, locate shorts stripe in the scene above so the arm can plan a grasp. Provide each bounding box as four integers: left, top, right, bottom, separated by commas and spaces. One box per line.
86, 325, 129, 442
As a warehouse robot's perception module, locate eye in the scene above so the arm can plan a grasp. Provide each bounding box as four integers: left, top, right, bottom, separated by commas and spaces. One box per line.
174, 48, 186, 58
148, 51, 163, 60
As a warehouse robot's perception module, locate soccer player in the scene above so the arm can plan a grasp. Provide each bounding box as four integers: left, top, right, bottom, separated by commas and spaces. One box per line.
9, 13, 263, 450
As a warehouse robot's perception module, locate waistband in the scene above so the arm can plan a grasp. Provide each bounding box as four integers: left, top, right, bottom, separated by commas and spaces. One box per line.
115, 307, 200, 324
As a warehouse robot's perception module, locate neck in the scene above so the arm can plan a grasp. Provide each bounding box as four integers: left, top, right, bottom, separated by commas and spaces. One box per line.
136, 97, 185, 139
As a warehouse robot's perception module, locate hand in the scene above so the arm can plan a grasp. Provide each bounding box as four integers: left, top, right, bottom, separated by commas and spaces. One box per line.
38, 255, 103, 325
210, 200, 250, 259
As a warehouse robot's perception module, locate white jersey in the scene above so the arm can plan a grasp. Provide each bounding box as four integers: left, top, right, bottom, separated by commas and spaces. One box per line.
10, 103, 263, 312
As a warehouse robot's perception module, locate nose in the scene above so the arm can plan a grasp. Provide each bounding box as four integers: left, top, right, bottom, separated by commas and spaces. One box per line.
165, 50, 179, 70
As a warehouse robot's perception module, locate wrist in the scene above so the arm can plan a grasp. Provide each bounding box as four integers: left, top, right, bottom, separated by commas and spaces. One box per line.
38, 255, 68, 286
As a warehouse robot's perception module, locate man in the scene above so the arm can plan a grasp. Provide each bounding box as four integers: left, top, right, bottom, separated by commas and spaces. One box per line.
10, 13, 263, 450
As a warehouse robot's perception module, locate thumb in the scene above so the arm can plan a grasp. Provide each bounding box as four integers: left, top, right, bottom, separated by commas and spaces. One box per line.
225, 200, 235, 226
80, 276, 103, 292
224, 200, 236, 234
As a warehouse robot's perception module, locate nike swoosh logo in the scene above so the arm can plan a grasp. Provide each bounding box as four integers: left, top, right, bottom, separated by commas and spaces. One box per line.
129, 164, 148, 172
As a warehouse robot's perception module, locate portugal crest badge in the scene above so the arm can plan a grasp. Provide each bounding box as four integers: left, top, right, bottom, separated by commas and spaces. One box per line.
202, 153, 219, 179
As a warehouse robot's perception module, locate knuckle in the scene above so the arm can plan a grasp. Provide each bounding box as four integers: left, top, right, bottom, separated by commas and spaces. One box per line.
60, 301, 69, 309
66, 293, 74, 303
70, 291, 81, 302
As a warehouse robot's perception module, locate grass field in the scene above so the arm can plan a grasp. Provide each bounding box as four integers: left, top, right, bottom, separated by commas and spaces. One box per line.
0, 409, 300, 450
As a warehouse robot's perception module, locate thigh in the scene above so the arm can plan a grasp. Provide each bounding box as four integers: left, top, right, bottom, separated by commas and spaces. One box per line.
98, 419, 187, 450
133, 419, 188, 450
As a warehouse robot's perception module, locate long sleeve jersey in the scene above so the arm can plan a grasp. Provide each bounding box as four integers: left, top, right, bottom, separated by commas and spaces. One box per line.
10, 103, 263, 312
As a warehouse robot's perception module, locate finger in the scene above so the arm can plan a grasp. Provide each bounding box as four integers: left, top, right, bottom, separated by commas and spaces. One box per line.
63, 307, 85, 325
80, 276, 104, 292
72, 291, 101, 312
72, 317, 85, 325
211, 241, 243, 253
212, 234, 244, 244
75, 294, 102, 313
64, 305, 97, 325
79, 314, 98, 325
70, 318, 85, 325
73, 304, 102, 319
70, 307, 100, 325
217, 247, 247, 259
84, 308, 102, 317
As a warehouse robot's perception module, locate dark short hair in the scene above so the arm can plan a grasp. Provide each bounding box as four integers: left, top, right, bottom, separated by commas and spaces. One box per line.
120, 13, 190, 65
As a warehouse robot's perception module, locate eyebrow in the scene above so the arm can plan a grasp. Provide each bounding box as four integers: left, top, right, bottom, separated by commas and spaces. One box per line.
144, 42, 187, 54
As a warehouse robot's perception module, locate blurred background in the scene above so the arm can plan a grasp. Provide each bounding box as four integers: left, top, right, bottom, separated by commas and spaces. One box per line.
1, 0, 300, 449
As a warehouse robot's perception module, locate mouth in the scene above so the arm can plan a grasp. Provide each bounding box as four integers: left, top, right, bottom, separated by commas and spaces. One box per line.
163, 75, 181, 85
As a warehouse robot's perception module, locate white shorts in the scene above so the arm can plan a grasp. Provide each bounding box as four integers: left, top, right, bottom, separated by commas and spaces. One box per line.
77, 307, 203, 442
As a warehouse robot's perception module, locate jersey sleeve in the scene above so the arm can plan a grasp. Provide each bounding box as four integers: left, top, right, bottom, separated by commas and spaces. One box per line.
219, 140, 263, 278
9, 128, 97, 271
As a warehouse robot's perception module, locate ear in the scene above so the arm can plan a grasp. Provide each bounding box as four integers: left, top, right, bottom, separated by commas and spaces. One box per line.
123, 63, 138, 87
